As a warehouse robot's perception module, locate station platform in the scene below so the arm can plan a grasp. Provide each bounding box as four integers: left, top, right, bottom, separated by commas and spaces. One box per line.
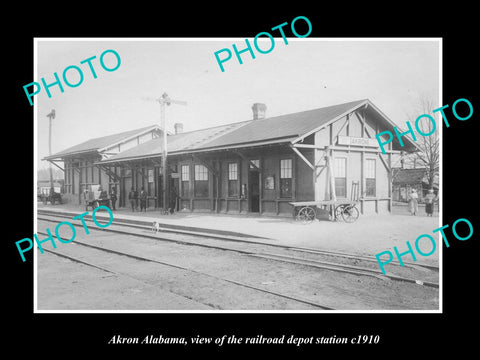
37, 202, 441, 267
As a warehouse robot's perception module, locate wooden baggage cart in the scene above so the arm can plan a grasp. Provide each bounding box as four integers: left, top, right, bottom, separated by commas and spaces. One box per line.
290, 181, 360, 224
83, 184, 111, 211
290, 199, 359, 224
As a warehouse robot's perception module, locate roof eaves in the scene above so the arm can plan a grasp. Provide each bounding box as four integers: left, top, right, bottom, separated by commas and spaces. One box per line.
96, 153, 161, 165
364, 100, 421, 151
43, 149, 99, 161
98, 136, 297, 164
291, 99, 421, 152
291, 99, 369, 144
169, 136, 297, 156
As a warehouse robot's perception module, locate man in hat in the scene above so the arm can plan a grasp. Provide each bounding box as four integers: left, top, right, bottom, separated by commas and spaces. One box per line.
424, 189, 436, 217
128, 187, 136, 212
110, 187, 117, 211
139, 186, 147, 212
98, 186, 108, 200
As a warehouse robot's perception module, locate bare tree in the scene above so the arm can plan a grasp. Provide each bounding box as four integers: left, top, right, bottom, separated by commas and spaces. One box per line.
402, 97, 439, 189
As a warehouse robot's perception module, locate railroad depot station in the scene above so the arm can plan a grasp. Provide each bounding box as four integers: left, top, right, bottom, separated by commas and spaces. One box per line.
44, 99, 418, 217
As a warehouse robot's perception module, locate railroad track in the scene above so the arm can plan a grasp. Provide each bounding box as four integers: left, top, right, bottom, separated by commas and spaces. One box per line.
36, 229, 334, 310
37, 210, 439, 288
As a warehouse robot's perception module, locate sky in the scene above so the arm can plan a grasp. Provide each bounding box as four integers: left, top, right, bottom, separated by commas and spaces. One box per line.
35, 38, 440, 169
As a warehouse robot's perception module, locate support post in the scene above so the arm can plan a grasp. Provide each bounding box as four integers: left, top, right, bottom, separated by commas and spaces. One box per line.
326, 149, 336, 202
388, 152, 392, 212
161, 102, 168, 213
144, 93, 187, 213
360, 150, 364, 214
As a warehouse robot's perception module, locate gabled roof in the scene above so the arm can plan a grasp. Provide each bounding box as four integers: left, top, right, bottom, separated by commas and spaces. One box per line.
205, 99, 367, 149
392, 168, 428, 184
44, 125, 160, 160
84, 98, 418, 165
99, 122, 249, 163
101, 99, 398, 164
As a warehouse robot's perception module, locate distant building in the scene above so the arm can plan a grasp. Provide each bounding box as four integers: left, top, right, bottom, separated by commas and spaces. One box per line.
392, 168, 438, 202
37, 180, 64, 196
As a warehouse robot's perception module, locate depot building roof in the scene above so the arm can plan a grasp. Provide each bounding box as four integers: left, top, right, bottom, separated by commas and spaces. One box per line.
98, 99, 418, 165
44, 124, 161, 160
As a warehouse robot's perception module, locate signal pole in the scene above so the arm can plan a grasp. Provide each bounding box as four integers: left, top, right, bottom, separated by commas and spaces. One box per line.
151, 93, 187, 213
46, 109, 56, 191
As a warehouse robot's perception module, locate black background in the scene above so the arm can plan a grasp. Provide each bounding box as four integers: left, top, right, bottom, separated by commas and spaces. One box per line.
6, 4, 477, 356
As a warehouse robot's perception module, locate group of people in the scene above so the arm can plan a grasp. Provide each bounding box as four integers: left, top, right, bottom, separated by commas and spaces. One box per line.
128, 187, 148, 212
96, 186, 177, 213
94, 186, 148, 212
408, 188, 437, 216
95, 186, 118, 210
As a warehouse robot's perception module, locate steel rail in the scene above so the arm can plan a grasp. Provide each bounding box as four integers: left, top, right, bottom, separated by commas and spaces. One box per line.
37, 215, 439, 288
37, 210, 439, 272
38, 231, 334, 310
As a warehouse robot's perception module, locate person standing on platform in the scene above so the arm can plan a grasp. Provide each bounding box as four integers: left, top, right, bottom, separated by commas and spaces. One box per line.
128, 187, 136, 212
110, 187, 117, 211
169, 186, 178, 214
139, 187, 147, 212
408, 188, 419, 216
424, 188, 436, 217
134, 188, 139, 210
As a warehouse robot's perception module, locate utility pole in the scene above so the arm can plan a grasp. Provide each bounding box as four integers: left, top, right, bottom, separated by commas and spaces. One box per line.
46, 109, 56, 192
144, 93, 187, 213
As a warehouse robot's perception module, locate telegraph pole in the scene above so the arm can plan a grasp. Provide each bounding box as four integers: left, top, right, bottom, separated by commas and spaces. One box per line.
145, 93, 187, 213
46, 109, 56, 191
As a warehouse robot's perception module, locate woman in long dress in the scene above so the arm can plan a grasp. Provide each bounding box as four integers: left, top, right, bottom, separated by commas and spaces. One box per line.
424, 189, 436, 216
408, 189, 419, 215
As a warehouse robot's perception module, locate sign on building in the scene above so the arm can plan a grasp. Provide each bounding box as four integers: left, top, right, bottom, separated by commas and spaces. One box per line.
337, 135, 379, 147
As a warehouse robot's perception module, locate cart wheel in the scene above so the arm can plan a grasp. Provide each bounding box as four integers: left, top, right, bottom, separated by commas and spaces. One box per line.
94, 200, 100, 209
335, 205, 345, 221
342, 206, 359, 223
297, 206, 316, 224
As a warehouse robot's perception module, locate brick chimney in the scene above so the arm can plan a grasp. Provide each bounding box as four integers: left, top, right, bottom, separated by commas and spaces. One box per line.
174, 123, 183, 134
252, 103, 267, 120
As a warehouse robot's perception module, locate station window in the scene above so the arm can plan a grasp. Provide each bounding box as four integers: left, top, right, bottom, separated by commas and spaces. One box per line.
280, 159, 292, 198
365, 159, 376, 197
228, 162, 239, 197
181, 165, 190, 198
334, 157, 347, 198
71, 165, 75, 194
194, 164, 209, 197
147, 169, 154, 196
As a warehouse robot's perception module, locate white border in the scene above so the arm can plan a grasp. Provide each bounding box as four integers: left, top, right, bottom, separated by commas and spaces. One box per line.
33, 37, 443, 314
